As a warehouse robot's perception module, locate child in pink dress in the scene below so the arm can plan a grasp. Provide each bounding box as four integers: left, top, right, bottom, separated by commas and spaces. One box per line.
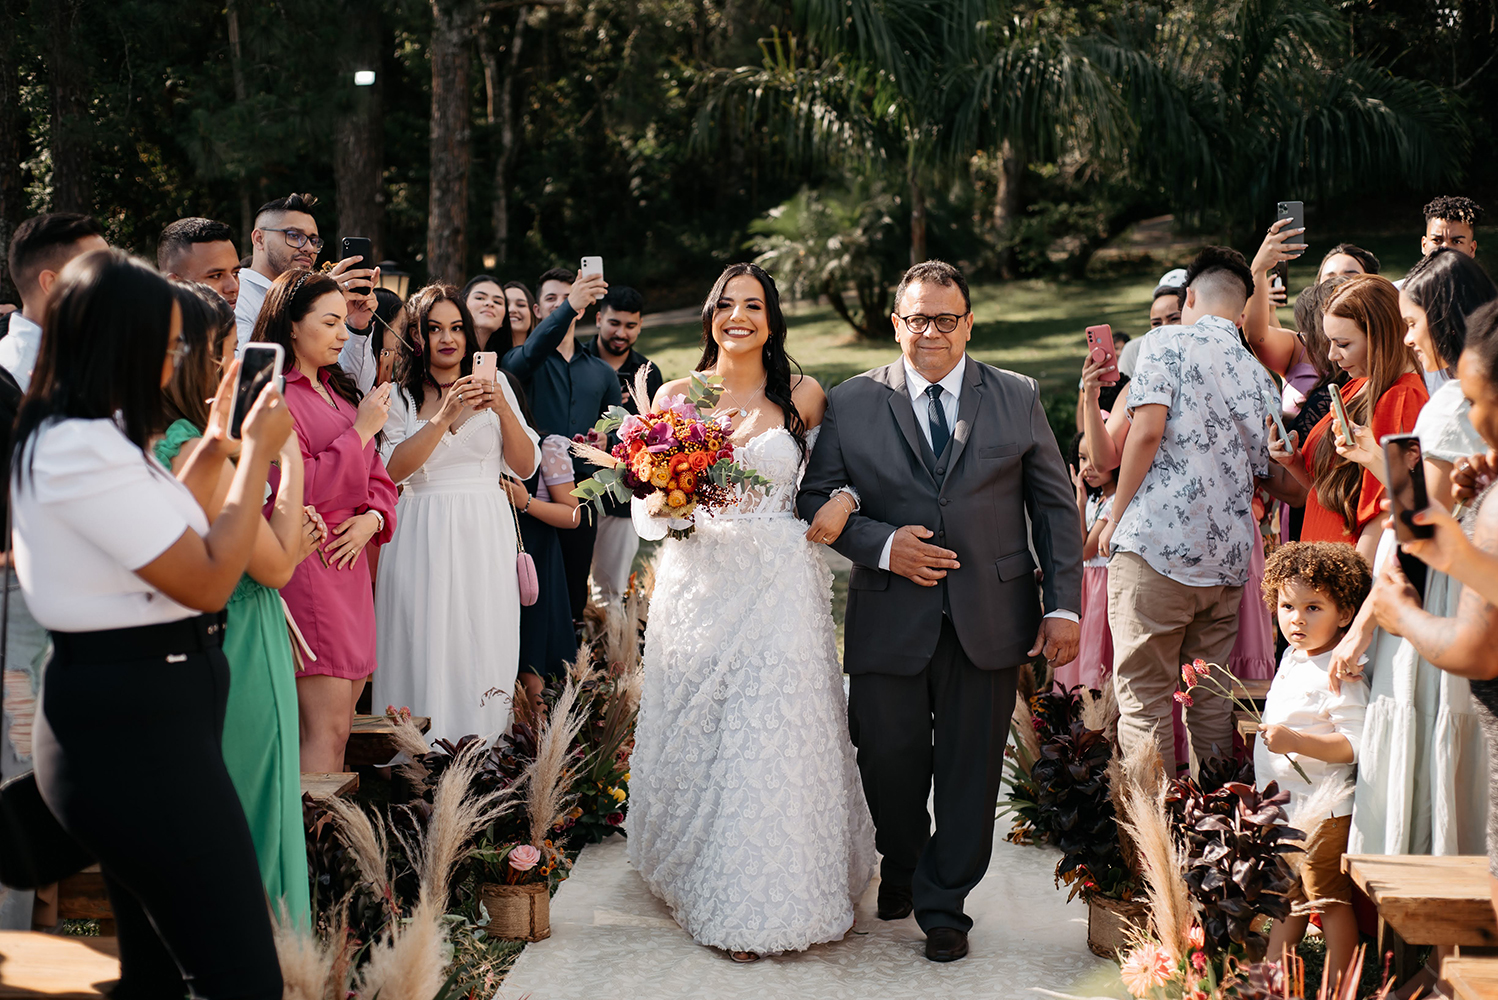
1054, 433, 1116, 692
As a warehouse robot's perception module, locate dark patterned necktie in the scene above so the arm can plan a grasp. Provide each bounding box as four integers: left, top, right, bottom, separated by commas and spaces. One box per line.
925, 383, 949, 458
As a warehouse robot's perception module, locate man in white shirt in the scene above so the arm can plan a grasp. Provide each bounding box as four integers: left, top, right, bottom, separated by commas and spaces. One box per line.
1, 213, 108, 392
158, 217, 241, 309
1099, 247, 1276, 772
234, 192, 325, 349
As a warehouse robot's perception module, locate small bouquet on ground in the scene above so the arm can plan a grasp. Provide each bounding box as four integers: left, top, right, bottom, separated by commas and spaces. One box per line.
1175, 659, 1310, 783
571, 365, 771, 539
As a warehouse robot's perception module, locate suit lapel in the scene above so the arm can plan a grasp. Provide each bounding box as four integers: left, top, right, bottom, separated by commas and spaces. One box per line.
942, 356, 983, 482
884, 361, 938, 485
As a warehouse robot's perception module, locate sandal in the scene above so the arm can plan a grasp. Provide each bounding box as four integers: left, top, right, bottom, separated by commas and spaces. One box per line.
729, 951, 761, 964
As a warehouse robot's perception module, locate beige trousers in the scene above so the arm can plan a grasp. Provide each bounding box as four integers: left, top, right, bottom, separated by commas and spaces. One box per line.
1107, 550, 1241, 774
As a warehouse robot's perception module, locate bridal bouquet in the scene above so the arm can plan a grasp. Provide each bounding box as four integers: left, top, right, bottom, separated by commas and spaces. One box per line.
571, 366, 770, 536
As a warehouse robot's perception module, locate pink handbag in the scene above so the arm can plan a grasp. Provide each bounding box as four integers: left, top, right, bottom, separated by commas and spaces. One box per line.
506, 476, 540, 607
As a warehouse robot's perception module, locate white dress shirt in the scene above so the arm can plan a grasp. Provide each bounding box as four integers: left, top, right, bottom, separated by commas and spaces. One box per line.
1254, 646, 1366, 817
234, 267, 274, 351
0, 313, 44, 392
339, 323, 378, 393
873, 355, 1076, 622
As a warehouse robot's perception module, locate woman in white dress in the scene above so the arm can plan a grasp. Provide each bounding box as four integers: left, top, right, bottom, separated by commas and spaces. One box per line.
626, 263, 876, 962
374, 284, 541, 741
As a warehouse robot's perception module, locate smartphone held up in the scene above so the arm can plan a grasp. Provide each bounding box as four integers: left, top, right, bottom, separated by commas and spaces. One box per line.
230, 343, 284, 439
1085, 324, 1117, 385
1383, 434, 1435, 542
340, 237, 375, 294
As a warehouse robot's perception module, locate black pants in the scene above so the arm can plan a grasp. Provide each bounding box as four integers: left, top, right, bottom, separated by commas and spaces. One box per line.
33, 616, 282, 1000
556, 515, 599, 627
847, 615, 1017, 935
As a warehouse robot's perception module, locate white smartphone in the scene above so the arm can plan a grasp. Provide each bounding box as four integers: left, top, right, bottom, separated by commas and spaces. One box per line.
471, 351, 499, 382
230, 343, 284, 439
1262, 387, 1289, 445
1328, 387, 1353, 444
579, 256, 604, 281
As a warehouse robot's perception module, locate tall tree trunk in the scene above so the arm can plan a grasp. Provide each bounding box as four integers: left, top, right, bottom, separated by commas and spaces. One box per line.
427, 0, 475, 285
992, 139, 1026, 279
335, 5, 385, 258
908, 163, 927, 266
0, 0, 28, 303
226, 0, 254, 242
49, 0, 91, 214
481, 5, 528, 266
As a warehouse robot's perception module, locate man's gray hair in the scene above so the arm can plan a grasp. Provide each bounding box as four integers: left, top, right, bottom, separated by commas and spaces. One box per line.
894, 260, 971, 314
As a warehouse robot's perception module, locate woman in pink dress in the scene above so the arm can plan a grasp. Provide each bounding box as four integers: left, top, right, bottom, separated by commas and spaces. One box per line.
250, 270, 398, 772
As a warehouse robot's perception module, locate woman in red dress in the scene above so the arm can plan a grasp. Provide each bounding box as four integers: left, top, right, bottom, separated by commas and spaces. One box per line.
1265, 275, 1426, 563
251, 270, 399, 772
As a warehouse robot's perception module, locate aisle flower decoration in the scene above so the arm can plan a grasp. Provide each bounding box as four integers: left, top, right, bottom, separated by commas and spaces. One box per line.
1174, 659, 1310, 782
571, 365, 771, 538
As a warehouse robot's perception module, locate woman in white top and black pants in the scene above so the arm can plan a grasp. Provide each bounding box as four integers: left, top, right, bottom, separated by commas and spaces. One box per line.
12, 250, 292, 999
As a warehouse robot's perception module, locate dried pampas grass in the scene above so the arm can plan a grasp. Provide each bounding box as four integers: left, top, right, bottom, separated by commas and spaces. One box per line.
321, 797, 393, 913
273, 900, 351, 1000
1077, 684, 1117, 733
1115, 737, 1192, 960
361, 740, 517, 1000
1010, 694, 1042, 769
525, 678, 589, 848
1284, 778, 1351, 916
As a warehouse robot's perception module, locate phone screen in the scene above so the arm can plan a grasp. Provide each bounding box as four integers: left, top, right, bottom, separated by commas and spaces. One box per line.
231, 344, 281, 439
1383, 434, 1433, 541
1262, 387, 1289, 445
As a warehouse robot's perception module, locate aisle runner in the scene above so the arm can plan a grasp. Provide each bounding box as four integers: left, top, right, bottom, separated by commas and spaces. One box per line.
498, 835, 1126, 1000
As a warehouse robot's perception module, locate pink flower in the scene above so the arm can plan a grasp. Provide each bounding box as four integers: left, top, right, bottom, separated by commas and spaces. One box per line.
508, 844, 542, 872
1173, 690, 1194, 707
1192, 658, 1210, 677
1119, 944, 1173, 997
1181, 661, 1198, 687
618, 414, 647, 443
1186, 925, 1205, 950
607, 812, 625, 826
645, 421, 678, 452
1190, 950, 1207, 973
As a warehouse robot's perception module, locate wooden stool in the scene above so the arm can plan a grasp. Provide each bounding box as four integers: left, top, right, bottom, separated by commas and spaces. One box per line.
344, 714, 431, 767
1345, 854, 1498, 985
32, 866, 113, 936
1443, 954, 1498, 1000
300, 771, 360, 801
0, 930, 119, 997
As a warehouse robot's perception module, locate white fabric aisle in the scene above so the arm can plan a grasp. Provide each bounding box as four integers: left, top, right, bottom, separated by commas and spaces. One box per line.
496, 834, 1127, 1000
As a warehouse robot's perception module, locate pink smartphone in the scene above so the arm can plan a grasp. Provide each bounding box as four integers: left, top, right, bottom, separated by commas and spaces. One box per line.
471, 351, 499, 382
1086, 324, 1118, 385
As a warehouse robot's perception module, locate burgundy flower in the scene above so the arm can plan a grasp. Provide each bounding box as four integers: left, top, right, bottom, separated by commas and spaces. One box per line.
607, 812, 625, 826
1173, 690, 1194, 707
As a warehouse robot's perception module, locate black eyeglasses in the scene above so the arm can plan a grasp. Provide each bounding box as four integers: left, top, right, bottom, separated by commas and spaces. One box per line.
897, 312, 968, 334
263, 228, 325, 251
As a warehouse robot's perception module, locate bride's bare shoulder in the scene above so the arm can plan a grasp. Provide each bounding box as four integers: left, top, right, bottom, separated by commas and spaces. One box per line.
792, 374, 826, 428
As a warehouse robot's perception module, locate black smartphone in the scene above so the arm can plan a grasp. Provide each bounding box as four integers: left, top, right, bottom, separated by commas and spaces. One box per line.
230, 343, 284, 440
1276, 200, 1305, 259
340, 237, 375, 294
1382, 433, 1434, 542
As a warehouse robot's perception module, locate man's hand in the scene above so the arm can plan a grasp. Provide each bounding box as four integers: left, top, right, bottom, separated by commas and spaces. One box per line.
887, 524, 959, 587
1028, 617, 1079, 666
567, 273, 608, 314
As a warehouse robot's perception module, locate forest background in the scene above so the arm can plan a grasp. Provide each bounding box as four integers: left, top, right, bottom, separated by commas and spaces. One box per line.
3, 0, 1495, 317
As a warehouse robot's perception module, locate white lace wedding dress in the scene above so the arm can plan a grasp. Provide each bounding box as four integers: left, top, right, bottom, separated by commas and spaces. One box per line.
626, 426, 877, 955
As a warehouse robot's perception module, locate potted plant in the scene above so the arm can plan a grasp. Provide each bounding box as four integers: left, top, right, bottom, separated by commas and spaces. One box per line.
475, 840, 567, 941
1034, 719, 1145, 956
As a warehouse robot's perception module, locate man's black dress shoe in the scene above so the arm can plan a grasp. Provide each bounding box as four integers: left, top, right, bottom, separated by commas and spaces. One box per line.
925, 927, 968, 962
876, 882, 913, 920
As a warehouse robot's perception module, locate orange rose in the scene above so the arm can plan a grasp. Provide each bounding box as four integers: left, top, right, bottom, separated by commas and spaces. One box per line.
671, 454, 692, 473
688, 451, 710, 472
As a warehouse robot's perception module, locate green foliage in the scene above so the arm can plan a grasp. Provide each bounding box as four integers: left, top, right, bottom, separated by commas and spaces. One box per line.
748, 180, 902, 339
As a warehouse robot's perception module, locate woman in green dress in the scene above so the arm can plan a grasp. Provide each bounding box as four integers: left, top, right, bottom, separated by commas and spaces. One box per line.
153, 282, 323, 927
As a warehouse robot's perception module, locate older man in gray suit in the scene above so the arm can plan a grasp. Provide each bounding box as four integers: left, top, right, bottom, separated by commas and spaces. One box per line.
798, 260, 1083, 963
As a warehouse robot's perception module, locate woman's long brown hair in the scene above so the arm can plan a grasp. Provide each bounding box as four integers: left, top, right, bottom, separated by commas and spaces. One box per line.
1310, 274, 1416, 533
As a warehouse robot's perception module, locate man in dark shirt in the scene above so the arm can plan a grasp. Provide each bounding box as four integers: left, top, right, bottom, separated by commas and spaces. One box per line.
582, 286, 664, 608
502, 265, 618, 626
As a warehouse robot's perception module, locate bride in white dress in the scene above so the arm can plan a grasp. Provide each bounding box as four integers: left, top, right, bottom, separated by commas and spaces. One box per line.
626, 263, 876, 961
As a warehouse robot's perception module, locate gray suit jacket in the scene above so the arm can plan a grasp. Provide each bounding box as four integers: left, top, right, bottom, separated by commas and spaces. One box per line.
797, 357, 1083, 675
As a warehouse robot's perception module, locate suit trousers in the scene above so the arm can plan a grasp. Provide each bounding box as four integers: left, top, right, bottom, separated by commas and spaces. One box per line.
1107, 550, 1240, 774
847, 614, 1016, 934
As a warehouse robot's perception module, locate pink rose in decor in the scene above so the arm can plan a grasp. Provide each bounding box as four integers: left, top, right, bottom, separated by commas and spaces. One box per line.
508, 844, 542, 872
607, 812, 625, 826
618, 413, 647, 442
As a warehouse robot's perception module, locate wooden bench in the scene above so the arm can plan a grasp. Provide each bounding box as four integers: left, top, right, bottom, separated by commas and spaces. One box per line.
0, 930, 119, 997
1444, 955, 1498, 1000
1345, 854, 1498, 984
1230, 678, 1272, 703
301, 771, 360, 801
31, 865, 113, 935
344, 714, 431, 767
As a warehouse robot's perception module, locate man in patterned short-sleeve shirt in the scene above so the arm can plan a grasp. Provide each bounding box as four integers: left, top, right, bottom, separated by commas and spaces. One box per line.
1098, 246, 1275, 773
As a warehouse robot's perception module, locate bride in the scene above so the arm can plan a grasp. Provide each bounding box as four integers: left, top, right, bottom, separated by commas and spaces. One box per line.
626, 263, 876, 962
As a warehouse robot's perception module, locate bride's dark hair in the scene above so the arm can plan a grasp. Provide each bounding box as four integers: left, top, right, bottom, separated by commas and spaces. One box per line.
695, 262, 807, 458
